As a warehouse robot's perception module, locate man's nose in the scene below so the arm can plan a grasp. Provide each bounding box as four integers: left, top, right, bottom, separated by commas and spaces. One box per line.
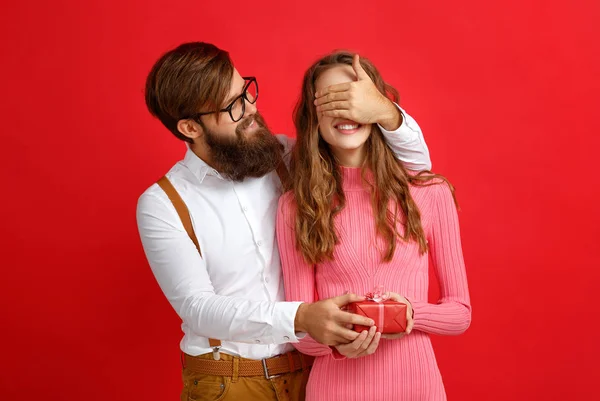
245, 98, 258, 115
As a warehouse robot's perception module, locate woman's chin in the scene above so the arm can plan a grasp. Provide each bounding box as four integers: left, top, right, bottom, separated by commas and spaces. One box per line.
332, 140, 368, 152
329, 143, 368, 167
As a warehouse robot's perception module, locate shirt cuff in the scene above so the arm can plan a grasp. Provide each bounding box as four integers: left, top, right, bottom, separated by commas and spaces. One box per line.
272, 301, 304, 344
376, 104, 420, 143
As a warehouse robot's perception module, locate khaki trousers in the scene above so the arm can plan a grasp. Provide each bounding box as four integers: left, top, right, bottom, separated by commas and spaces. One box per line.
180, 353, 310, 401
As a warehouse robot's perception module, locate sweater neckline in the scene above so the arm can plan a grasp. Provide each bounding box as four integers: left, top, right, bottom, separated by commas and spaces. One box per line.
339, 166, 372, 192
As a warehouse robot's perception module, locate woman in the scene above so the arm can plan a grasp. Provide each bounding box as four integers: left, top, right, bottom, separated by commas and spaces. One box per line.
276, 52, 472, 401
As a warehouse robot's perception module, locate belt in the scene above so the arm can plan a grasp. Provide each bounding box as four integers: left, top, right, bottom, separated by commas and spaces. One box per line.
183, 351, 314, 379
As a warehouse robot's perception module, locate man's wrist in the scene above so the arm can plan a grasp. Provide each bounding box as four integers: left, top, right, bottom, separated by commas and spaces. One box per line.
378, 100, 403, 131
294, 302, 308, 333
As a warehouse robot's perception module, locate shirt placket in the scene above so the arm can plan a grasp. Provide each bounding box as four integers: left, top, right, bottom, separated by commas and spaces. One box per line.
232, 183, 274, 355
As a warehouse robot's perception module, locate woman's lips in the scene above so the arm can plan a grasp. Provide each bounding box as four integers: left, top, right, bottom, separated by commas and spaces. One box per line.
335, 120, 361, 135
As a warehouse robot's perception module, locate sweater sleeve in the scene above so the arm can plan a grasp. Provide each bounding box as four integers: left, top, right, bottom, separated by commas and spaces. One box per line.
410, 183, 472, 335
276, 194, 334, 357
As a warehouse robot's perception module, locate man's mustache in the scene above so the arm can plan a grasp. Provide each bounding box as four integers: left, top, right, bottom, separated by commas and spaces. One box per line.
237, 114, 266, 133
238, 115, 256, 131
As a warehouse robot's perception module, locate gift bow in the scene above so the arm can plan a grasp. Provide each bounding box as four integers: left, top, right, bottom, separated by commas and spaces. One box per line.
365, 286, 386, 329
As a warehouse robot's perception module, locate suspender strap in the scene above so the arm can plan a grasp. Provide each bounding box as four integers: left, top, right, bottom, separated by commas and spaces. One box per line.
157, 176, 202, 256
276, 160, 291, 192
157, 176, 222, 351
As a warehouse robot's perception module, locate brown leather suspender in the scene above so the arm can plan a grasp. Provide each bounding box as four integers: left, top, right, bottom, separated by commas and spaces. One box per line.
275, 159, 291, 192
157, 177, 202, 254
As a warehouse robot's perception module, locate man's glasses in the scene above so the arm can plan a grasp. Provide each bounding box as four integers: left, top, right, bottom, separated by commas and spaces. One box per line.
190, 77, 258, 123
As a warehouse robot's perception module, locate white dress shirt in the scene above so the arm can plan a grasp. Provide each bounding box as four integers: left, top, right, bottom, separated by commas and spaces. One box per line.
136, 108, 431, 360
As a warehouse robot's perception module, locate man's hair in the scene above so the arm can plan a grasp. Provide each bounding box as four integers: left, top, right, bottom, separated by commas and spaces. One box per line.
145, 42, 234, 143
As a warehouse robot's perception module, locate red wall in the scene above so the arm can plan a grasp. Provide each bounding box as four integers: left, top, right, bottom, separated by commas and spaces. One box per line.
1, 0, 599, 400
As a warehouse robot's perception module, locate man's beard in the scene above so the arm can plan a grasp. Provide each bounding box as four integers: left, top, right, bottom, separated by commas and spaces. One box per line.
203, 112, 284, 182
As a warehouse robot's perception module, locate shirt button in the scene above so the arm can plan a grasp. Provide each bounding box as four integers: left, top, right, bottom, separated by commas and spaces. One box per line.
255, 340, 261, 343
242, 206, 248, 212
257, 240, 263, 247
265, 277, 270, 283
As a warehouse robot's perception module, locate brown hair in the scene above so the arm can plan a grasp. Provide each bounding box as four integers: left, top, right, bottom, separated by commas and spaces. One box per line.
145, 42, 233, 143
291, 51, 457, 265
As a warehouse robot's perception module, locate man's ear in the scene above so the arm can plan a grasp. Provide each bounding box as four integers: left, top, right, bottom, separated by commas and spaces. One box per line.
177, 119, 203, 142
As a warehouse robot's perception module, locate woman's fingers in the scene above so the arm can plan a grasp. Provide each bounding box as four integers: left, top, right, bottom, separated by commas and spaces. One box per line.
405, 314, 415, 335
348, 327, 375, 357
357, 326, 377, 352
360, 332, 381, 356
350, 330, 370, 351
335, 330, 366, 357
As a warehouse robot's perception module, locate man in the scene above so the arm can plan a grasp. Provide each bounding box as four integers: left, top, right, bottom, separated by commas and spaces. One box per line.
137, 42, 432, 401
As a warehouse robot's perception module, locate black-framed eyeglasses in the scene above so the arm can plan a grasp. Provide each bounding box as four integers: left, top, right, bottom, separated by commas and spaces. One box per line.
189, 77, 258, 123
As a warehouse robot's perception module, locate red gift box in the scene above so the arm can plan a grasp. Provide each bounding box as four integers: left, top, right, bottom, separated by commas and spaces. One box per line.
348, 300, 407, 334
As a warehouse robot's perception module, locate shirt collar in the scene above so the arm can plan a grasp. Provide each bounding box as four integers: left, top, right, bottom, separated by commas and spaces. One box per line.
182, 145, 224, 184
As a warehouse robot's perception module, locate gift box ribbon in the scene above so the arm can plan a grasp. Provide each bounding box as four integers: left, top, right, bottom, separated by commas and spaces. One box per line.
365, 290, 385, 329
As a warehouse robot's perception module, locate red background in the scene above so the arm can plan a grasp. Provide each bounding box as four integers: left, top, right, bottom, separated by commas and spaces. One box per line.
1, 0, 599, 400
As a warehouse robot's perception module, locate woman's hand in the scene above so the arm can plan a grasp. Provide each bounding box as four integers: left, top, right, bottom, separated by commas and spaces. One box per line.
334, 325, 381, 358
381, 292, 415, 340
314, 54, 401, 130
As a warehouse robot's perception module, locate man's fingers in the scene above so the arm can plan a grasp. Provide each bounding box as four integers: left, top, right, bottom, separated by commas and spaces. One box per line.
334, 326, 365, 342
337, 310, 374, 327
321, 110, 351, 119
314, 92, 350, 106
316, 101, 350, 112
332, 335, 352, 346
315, 82, 352, 98
330, 293, 366, 308
327, 334, 353, 346
352, 54, 370, 81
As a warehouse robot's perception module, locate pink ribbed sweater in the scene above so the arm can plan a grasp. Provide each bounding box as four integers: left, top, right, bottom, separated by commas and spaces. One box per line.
276, 167, 471, 401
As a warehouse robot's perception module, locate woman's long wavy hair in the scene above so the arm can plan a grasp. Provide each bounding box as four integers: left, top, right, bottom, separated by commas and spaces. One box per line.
291, 51, 457, 265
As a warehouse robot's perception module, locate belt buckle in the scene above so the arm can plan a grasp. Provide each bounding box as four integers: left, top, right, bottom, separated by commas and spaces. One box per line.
262, 359, 277, 380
